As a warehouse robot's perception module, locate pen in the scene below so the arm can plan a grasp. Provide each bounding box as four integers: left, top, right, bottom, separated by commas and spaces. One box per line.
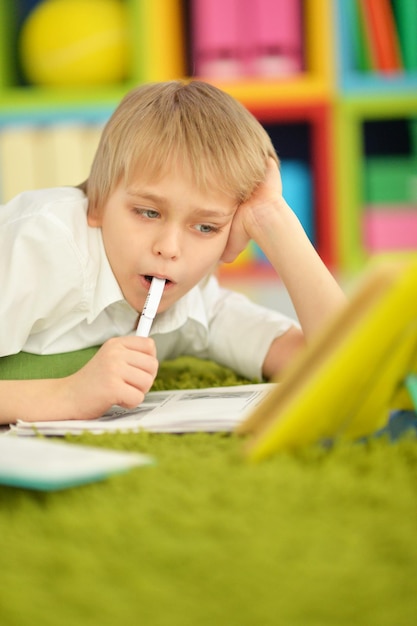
136, 277, 166, 337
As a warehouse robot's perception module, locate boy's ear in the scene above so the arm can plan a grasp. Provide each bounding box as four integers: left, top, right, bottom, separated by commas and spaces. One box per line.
87, 206, 103, 227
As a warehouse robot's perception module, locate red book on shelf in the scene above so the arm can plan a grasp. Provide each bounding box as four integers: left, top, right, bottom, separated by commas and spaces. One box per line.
358, 0, 403, 73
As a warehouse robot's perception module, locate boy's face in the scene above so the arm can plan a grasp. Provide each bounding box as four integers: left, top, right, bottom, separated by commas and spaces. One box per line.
87, 168, 238, 314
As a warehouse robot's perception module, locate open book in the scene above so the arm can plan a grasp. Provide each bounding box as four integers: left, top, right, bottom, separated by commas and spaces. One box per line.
11, 383, 276, 437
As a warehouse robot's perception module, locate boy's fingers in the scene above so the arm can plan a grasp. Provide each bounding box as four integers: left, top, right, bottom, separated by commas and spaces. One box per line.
105, 335, 157, 357
221, 158, 284, 263
130, 336, 157, 357
220, 223, 249, 263
220, 204, 250, 263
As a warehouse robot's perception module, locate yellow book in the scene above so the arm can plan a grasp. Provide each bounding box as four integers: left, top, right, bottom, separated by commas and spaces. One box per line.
236, 258, 417, 461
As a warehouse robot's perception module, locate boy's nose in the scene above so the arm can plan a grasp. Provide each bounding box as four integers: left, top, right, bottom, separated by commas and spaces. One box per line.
152, 227, 181, 260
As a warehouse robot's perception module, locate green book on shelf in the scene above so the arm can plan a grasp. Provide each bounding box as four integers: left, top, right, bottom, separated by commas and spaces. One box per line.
393, 0, 417, 71
349, 0, 372, 71
364, 157, 417, 204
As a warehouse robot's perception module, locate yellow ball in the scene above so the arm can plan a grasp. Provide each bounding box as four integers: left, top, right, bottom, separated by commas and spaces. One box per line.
19, 0, 130, 86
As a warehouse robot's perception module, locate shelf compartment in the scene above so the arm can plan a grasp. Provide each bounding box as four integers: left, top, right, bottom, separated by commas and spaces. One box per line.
335, 94, 417, 270
336, 0, 417, 95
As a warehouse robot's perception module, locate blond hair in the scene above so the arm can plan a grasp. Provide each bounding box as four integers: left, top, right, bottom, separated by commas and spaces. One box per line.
84, 80, 278, 215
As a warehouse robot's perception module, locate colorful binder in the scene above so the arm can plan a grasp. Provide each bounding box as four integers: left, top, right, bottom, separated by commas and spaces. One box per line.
190, 0, 302, 78
191, 0, 241, 78
242, 0, 303, 77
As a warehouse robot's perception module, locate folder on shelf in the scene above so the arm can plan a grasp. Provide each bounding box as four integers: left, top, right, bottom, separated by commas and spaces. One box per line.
191, 0, 241, 78
0, 125, 38, 201
191, 0, 303, 79
0, 123, 102, 202
35, 124, 101, 190
236, 258, 417, 461
243, 0, 303, 77
363, 206, 417, 252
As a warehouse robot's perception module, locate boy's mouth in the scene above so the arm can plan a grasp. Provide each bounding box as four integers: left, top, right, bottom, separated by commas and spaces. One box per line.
144, 274, 172, 285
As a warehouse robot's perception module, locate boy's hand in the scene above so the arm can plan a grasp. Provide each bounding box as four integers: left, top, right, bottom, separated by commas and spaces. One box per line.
219, 158, 347, 359
221, 158, 283, 264
66, 336, 159, 420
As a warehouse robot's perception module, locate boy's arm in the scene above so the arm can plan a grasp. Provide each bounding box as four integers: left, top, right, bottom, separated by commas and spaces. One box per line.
222, 159, 346, 378
0, 336, 158, 424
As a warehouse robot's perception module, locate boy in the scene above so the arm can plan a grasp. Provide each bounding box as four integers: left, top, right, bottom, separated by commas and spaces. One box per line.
0, 80, 346, 424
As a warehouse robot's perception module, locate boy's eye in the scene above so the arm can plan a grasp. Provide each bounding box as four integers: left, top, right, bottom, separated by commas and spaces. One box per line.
195, 224, 219, 234
135, 208, 159, 219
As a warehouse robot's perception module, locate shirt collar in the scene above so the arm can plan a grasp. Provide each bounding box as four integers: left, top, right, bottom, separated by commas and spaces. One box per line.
150, 283, 209, 335
86, 230, 134, 324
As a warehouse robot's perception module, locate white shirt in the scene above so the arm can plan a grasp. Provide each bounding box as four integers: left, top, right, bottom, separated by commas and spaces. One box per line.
1, 187, 296, 380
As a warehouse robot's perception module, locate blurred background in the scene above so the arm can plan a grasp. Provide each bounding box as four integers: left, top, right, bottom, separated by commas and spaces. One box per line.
0, 0, 416, 314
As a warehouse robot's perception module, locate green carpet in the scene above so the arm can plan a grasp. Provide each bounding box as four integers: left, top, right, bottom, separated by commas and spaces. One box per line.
1, 357, 417, 626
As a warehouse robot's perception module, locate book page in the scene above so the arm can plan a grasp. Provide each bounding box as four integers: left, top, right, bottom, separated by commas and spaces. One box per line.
11, 383, 276, 437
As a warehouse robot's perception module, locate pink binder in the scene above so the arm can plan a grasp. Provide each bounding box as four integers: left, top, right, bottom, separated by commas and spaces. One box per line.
191, 0, 303, 79
363, 206, 417, 251
242, 0, 303, 77
191, 0, 242, 78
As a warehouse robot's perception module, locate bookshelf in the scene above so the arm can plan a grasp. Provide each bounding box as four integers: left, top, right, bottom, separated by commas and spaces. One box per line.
0, 0, 415, 272
335, 0, 417, 270
335, 95, 417, 269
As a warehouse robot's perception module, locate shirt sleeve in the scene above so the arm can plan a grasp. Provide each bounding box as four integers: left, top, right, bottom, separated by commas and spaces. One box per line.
0, 208, 88, 356
203, 276, 299, 381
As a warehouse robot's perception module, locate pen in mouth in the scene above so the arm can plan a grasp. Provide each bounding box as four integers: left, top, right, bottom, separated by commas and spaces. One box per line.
136, 277, 166, 337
